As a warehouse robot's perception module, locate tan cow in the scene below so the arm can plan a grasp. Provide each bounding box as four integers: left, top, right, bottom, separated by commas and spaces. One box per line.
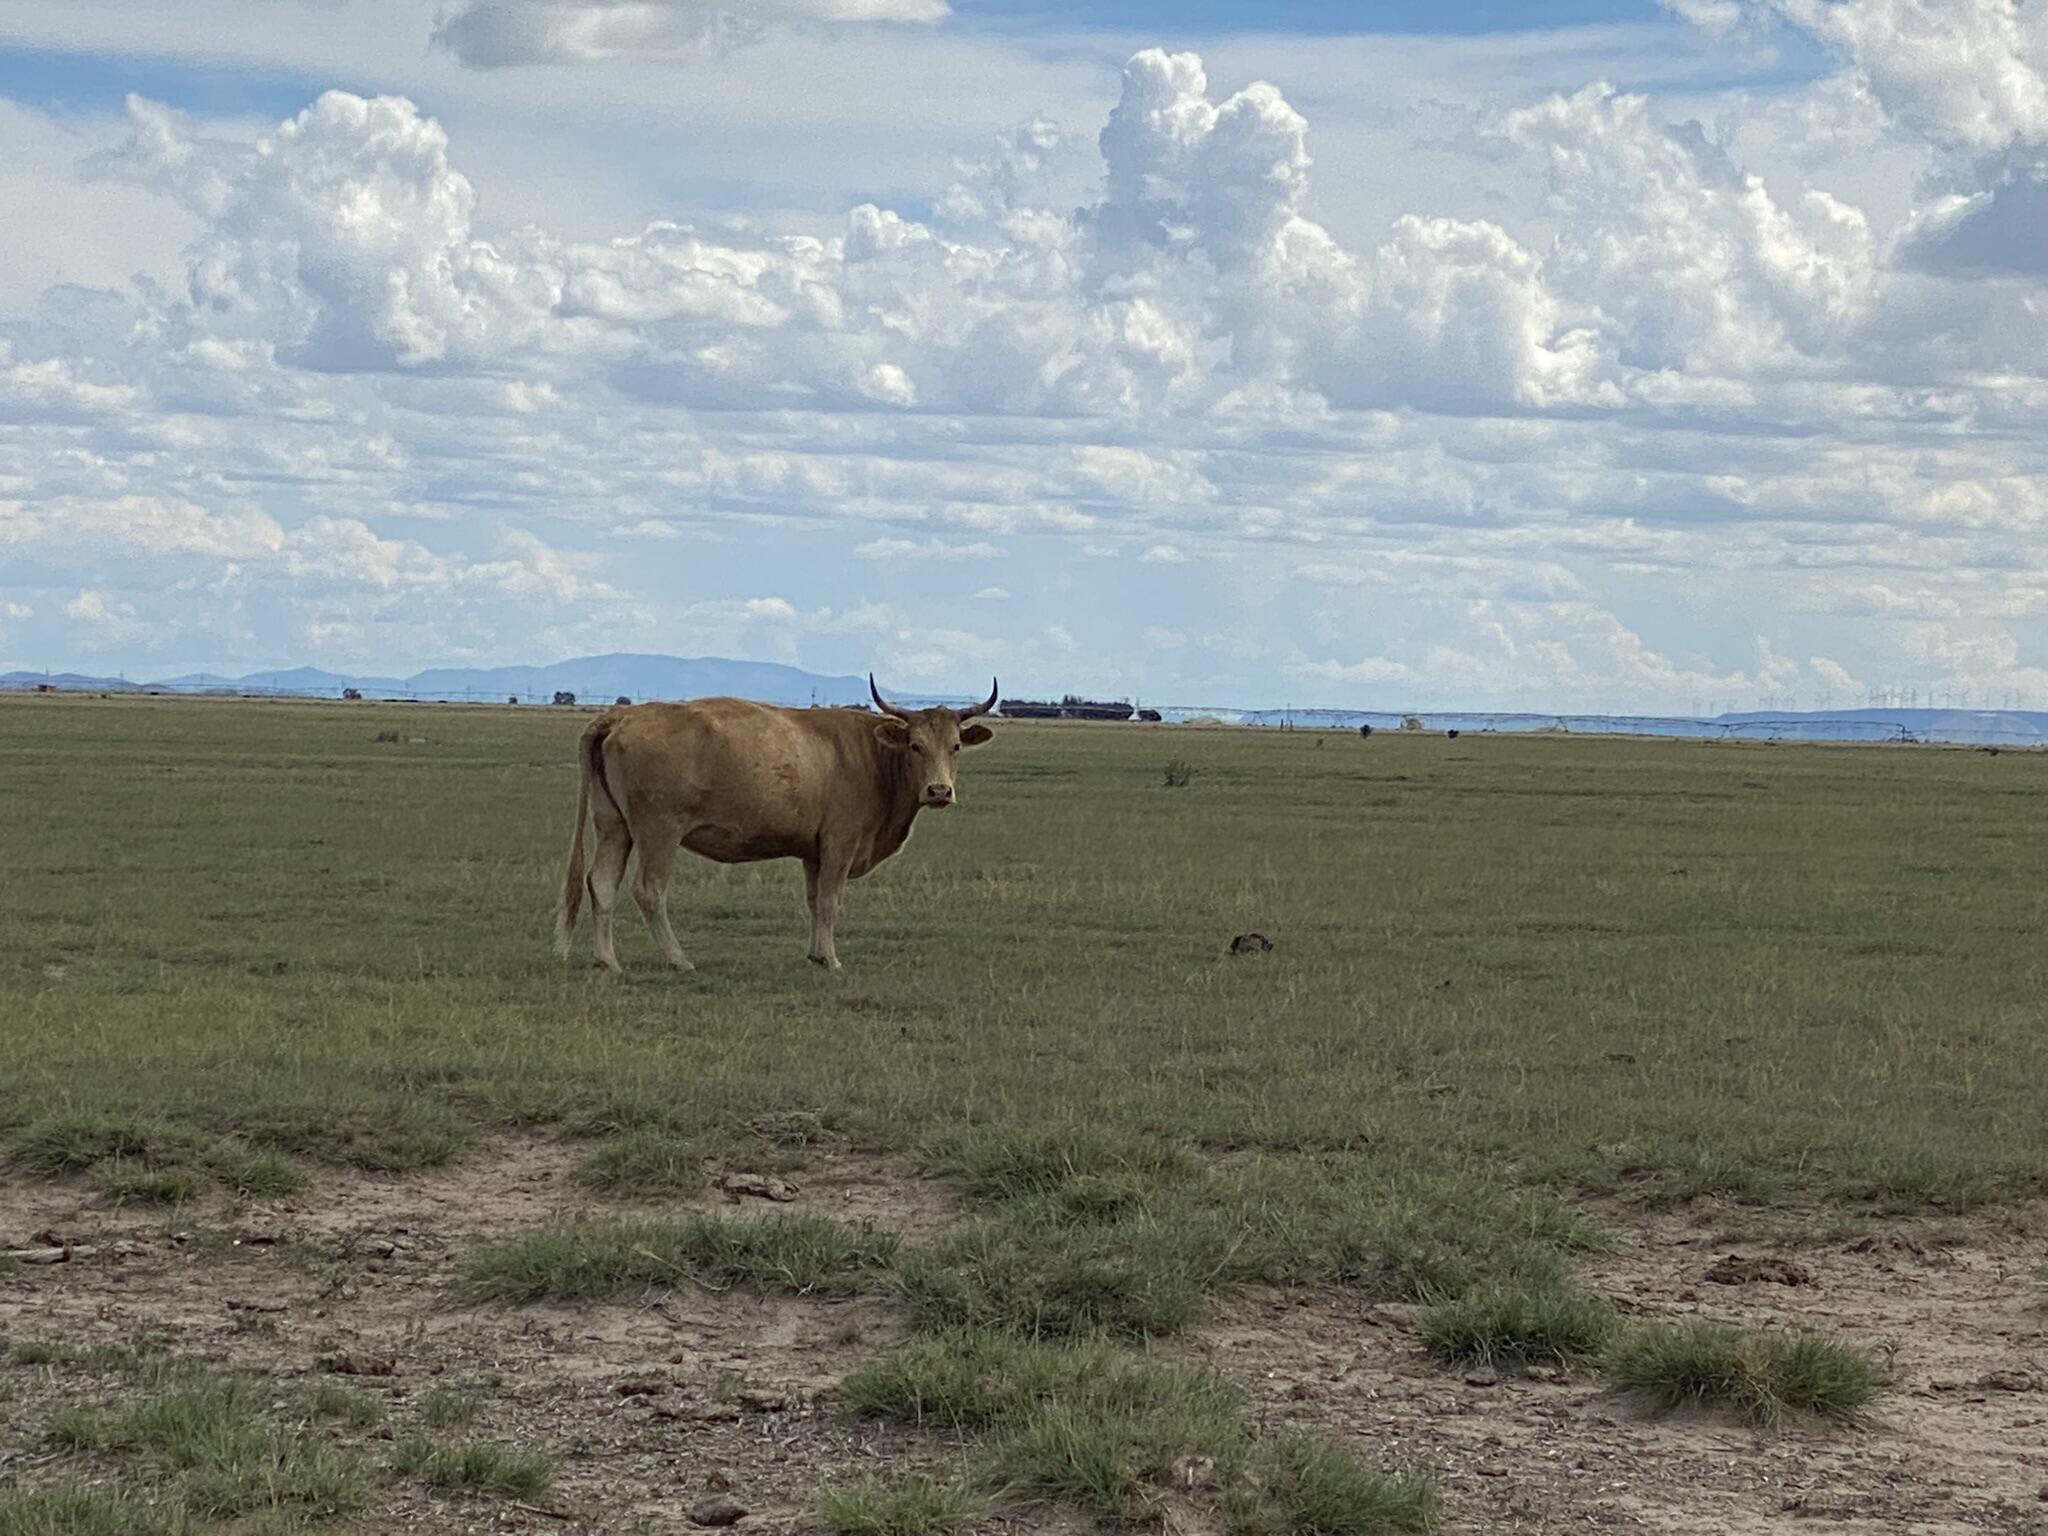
556, 676, 997, 971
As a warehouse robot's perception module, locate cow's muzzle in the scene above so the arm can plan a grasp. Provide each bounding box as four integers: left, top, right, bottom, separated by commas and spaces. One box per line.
922, 786, 955, 808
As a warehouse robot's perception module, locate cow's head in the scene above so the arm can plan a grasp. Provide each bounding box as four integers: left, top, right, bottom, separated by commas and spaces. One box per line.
870, 675, 997, 809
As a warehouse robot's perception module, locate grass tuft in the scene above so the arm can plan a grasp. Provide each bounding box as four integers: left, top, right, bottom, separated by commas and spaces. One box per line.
926, 1125, 1196, 1205
844, 1332, 1432, 1530
43, 1403, 118, 1451
393, 1435, 553, 1498
223, 1151, 311, 1198
897, 1220, 1210, 1341
231, 1098, 473, 1173
34, 1366, 366, 1520
6, 1114, 164, 1176
1226, 1432, 1438, 1535
462, 1212, 899, 1302
304, 1381, 382, 1428
818, 1471, 984, 1536
1603, 1320, 1886, 1425
93, 1160, 205, 1207
419, 1385, 483, 1429
576, 1128, 705, 1196
1419, 1284, 1617, 1370
0, 1485, 196, 1536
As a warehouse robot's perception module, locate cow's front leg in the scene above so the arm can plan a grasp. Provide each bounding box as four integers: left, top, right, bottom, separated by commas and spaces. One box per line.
804, 859, 845, 970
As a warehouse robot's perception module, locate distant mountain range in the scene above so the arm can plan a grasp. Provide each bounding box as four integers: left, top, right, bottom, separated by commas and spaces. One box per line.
0, 653, 891, 707
4, 658, 2044, 747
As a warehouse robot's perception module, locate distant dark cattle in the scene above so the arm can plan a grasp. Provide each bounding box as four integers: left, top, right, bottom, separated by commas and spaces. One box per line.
1447, 729, 1459, 739
553, 691, 578, 707
34, 683, 55, 695
342, 687, 363, 700
1358, 723, 1372, 738
508, 695, 520, 705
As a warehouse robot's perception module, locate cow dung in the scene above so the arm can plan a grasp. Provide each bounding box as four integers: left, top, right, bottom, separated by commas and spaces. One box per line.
1227, 933, 1275, 956
689, 1495, 749, 1528
1702, 1254, 1813, 1287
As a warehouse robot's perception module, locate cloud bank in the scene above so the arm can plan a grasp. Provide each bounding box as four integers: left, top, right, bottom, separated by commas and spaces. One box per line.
2, 3, 2047, 709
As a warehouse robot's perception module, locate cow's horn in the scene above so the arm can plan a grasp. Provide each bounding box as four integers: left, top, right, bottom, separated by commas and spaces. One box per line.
869, 673, 912, 720
958, 678, 998, 721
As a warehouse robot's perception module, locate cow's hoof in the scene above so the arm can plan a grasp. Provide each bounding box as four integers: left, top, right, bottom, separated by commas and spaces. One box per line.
667, 959, 695, 974
808, 954, 843, 972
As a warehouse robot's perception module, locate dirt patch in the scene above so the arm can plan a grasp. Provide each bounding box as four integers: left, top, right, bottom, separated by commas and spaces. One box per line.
6, 1151, 2046, 1534
0, 1136, 953, 1533
1186, 1203, 2048, 1535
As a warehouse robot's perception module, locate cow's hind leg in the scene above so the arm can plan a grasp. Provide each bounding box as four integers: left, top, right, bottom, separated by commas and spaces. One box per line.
587, 813, 632, 973
804, 858, 846, 971
630, 826, 692, 973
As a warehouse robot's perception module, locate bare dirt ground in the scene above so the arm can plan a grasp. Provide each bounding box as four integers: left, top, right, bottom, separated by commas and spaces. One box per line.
5, 1140, 2045, 1535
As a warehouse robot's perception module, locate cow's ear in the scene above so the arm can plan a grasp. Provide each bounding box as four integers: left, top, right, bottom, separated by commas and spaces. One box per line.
874, 719, 912, 750
959, 723, 994, 747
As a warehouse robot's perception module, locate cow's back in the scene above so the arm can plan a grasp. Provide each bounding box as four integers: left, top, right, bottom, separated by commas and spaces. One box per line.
599, 698, 876, 863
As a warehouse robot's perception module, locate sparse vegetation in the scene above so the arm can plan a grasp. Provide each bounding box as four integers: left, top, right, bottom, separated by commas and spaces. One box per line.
1419, 1284, 1618, 1370
818, 1471, 984, 1536
305, 1382, 382, 1429
575, 1126, 705, 1195
28, 1365, 365, 1522
1603, 1320, 1887, 1425
1162, 757, 1195, 787
225, 1151, 312, 1198
94, 1159, 206, 1206
418, 1385, 483, 1429
461, 1212, 900, 1301
841, 1332, 1431, 1531
392, 1435, 553, 1499
0, 1486, 198, 1536
1227, 1432, 1439, 1536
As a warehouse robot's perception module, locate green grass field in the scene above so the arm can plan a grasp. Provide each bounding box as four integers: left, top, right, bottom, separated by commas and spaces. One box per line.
5, 694, 2045, 1207
4, 694, 2046, 1529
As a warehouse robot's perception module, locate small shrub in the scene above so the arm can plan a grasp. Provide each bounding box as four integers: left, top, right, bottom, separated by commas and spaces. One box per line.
393, 1435, 553, 1498
1419, 1285, 1617, 1369
1604, 1321, 1885, 1426
1162, 759, 1195, 788
419, 1385, 483, 1429
373, 728, 402, 743
818, 1471, 984, 1536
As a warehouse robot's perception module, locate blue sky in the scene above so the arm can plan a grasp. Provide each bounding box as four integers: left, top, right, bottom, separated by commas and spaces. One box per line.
1, 0, 2044, 712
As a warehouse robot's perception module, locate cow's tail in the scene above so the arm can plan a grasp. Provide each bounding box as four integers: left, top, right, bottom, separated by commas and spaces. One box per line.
555, 714, 618, 959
